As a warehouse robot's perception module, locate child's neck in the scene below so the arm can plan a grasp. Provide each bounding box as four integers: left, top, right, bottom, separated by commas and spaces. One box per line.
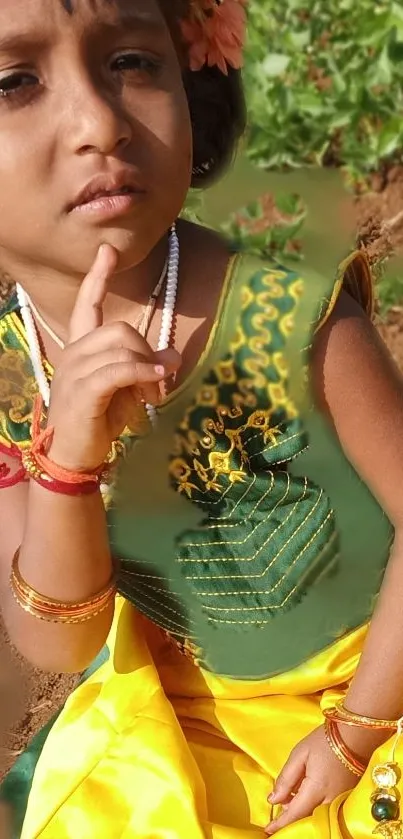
3, 235, 169, 345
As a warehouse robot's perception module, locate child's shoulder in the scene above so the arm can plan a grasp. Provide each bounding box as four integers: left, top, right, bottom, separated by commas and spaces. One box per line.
235, 248, 374, 334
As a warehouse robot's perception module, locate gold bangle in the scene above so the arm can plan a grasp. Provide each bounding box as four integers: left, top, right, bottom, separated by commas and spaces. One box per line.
10, 548, 116, 624
330, 701, 400, 731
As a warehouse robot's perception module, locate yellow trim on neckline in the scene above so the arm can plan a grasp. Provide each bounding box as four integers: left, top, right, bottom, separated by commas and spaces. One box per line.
161, 251, 240, 408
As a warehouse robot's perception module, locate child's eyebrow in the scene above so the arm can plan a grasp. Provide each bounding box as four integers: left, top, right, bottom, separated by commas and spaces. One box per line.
0, 30, 47, 55
0, 8, 166, 55
94, 9, 167, 38
62, 1, 168, 35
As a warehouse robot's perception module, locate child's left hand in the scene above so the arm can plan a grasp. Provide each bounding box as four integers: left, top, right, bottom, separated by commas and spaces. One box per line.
265, 725, 358, 834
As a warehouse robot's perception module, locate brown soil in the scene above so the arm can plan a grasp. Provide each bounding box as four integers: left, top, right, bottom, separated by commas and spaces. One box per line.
1, 169, 403, 790
0, 627, 79, 780
357, 166, 403, 255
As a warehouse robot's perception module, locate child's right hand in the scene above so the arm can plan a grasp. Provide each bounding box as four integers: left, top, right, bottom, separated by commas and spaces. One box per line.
46, 244, 181, 472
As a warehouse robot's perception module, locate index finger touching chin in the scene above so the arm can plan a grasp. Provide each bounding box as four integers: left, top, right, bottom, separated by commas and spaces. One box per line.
68, 244, 119, 344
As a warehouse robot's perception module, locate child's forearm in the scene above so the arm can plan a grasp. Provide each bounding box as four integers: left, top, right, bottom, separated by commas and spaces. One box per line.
2, 480, 114, 674
337, 531, 403, 757
345, 532, 403, 716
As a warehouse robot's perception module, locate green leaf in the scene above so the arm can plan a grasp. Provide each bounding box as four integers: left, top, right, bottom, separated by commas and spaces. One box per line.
261, 53, 291, 77
377, 117, 403, 157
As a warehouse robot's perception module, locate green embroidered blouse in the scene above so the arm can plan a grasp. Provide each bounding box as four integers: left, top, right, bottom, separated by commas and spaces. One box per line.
0, 251, 392, 678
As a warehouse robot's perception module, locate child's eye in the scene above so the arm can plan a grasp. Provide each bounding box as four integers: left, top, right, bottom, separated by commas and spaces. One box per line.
0, 72, 38, 100
111, 52, 161, 78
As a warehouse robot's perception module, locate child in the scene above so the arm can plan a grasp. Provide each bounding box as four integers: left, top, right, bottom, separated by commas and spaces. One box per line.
1, 1, 403, 837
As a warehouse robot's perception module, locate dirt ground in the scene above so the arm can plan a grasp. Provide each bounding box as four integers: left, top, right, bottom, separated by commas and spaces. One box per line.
2, 170, 403, 785
0, 636, 78, 780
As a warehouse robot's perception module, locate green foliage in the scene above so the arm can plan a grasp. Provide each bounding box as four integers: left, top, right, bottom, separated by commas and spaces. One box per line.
181, 190, 204, 224
185, 1, 403, 312
377, 271, 403, 313
220, 193, 306, 262
244, 0, 403, 180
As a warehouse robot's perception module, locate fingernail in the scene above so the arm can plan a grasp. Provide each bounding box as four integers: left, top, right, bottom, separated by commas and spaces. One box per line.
268, 793, 275, 803
154, 365, 165, 376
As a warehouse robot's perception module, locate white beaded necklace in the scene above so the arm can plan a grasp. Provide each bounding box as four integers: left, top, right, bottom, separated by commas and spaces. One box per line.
15, 223, 180, 428
23, 256, 169, 351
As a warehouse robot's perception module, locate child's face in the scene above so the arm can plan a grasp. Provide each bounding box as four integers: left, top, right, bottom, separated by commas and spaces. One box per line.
0, 0, 192, 277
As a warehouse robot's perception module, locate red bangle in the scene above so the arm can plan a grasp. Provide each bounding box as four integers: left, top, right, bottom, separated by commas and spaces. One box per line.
21, 451, 101, 495
324, 719, 367, 777
0, 442, 26, 489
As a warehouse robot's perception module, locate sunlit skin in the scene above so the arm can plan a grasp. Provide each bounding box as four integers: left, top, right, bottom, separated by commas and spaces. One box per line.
0, 0, 190, 269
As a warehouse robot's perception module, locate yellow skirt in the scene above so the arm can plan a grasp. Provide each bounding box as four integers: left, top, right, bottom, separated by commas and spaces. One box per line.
21, 597, 402, 838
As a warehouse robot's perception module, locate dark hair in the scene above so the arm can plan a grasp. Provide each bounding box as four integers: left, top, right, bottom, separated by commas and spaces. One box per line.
184, 65, 246, 188
160, 1, 246, 188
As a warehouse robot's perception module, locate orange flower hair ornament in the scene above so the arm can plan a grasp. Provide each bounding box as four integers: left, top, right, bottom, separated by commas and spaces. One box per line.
181, 0, 247, 76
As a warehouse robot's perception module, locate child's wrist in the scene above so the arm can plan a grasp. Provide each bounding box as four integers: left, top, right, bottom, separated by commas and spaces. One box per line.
335, 721, 391, 762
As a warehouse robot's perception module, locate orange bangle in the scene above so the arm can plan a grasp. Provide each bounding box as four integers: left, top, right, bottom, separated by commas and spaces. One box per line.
10, 548, 116, 624
21, 450, 102, 495
22, 396, 109, 495
324, 720, 367, 777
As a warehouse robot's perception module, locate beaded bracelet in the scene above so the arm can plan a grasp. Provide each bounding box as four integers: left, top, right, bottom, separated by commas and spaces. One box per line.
10, 548, 116, 624
21, 450, 103, 496
21, 395, 108, 496
324, 719, 367, 778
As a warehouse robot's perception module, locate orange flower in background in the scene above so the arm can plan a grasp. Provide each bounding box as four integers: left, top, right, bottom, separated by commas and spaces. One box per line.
180, 15, 209, 71
181, 0, 247, 75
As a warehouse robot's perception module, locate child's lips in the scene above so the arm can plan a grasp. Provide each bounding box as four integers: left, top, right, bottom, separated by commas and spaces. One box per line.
70, 191, 144, 219
67, 169, 146, 214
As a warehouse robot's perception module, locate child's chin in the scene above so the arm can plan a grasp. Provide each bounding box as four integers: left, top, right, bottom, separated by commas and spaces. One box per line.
66, 215, 173, 276
92, 226, 164, 272
66, 233, 148, 277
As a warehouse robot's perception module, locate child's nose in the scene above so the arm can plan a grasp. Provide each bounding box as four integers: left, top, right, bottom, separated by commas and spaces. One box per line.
63, 76, 132, 157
